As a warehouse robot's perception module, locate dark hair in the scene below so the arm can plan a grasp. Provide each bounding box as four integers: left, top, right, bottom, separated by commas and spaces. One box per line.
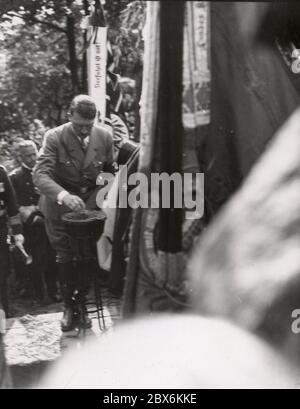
69, 95, 97, 120
18, 140, 37, 151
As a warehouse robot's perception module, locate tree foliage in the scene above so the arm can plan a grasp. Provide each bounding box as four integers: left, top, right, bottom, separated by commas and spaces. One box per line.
0, 0, 146, 149
0, 22, 73, 133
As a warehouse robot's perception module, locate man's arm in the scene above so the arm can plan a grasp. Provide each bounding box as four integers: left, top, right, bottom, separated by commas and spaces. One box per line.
10, 170, 38, 223
104, 131, 118, 174
33, 130, 67, 203
1, 167, 23, 239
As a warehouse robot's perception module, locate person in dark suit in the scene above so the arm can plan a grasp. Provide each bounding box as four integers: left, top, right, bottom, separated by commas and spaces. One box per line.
0, 165, 24, 316
33, 95, 115, 331
10, 140, 60, 303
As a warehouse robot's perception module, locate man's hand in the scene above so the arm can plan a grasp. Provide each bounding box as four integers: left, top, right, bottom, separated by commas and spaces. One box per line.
14, 234, 25, 248
62, 194, 86, 211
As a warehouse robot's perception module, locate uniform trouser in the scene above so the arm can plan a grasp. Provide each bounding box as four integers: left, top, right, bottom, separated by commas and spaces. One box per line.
44, 217, 90, 304
25, 220, 58, 298
24, 221, 47, 298
0, 227, 10, 314
44, 217, 73, 264
13, 221, 58, 299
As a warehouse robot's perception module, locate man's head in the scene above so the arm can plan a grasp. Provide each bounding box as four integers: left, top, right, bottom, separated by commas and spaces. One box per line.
19, 140, 38, 169
68, 95, 97, 140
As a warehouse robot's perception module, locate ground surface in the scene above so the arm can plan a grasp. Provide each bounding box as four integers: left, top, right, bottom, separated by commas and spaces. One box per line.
4, 289, 121, 388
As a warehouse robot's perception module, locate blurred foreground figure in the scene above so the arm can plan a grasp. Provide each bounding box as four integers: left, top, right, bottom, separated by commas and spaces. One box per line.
0, 335, 11, 389
38, 315, 297, 389
188, 107, 300, 364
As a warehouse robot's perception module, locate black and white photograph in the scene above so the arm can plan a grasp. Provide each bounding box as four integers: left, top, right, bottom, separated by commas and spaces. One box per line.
1, 0, 300, 390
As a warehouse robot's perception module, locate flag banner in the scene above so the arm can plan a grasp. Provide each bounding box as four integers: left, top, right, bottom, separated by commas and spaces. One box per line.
87, 26, 107, 125
122, 1, 187, 317
86, 0, 125, 137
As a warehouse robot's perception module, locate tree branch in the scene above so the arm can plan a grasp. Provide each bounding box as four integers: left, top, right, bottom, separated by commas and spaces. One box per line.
64, 6, 80, 93
7, 11, 67, 34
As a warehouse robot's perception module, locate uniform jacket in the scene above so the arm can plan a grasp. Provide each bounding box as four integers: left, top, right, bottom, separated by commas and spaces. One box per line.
10, 165, 40, 207
0, 165, 22, 235
33, 122, 115, 220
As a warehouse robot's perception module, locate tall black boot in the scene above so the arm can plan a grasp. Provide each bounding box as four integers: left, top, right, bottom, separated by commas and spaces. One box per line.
57, 261, 76, 331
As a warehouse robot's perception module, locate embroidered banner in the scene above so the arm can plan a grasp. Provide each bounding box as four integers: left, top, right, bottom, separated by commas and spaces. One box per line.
182, 1, 211, 129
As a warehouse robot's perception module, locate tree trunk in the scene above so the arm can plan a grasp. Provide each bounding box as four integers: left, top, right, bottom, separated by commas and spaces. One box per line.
81, 0, 90, 93
66, 8, 80, 94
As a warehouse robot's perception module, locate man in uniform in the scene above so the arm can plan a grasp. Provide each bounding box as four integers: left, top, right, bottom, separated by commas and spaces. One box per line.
0, 165, 24, 316
33, 95, 115, 331
10, 140, 60, 303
